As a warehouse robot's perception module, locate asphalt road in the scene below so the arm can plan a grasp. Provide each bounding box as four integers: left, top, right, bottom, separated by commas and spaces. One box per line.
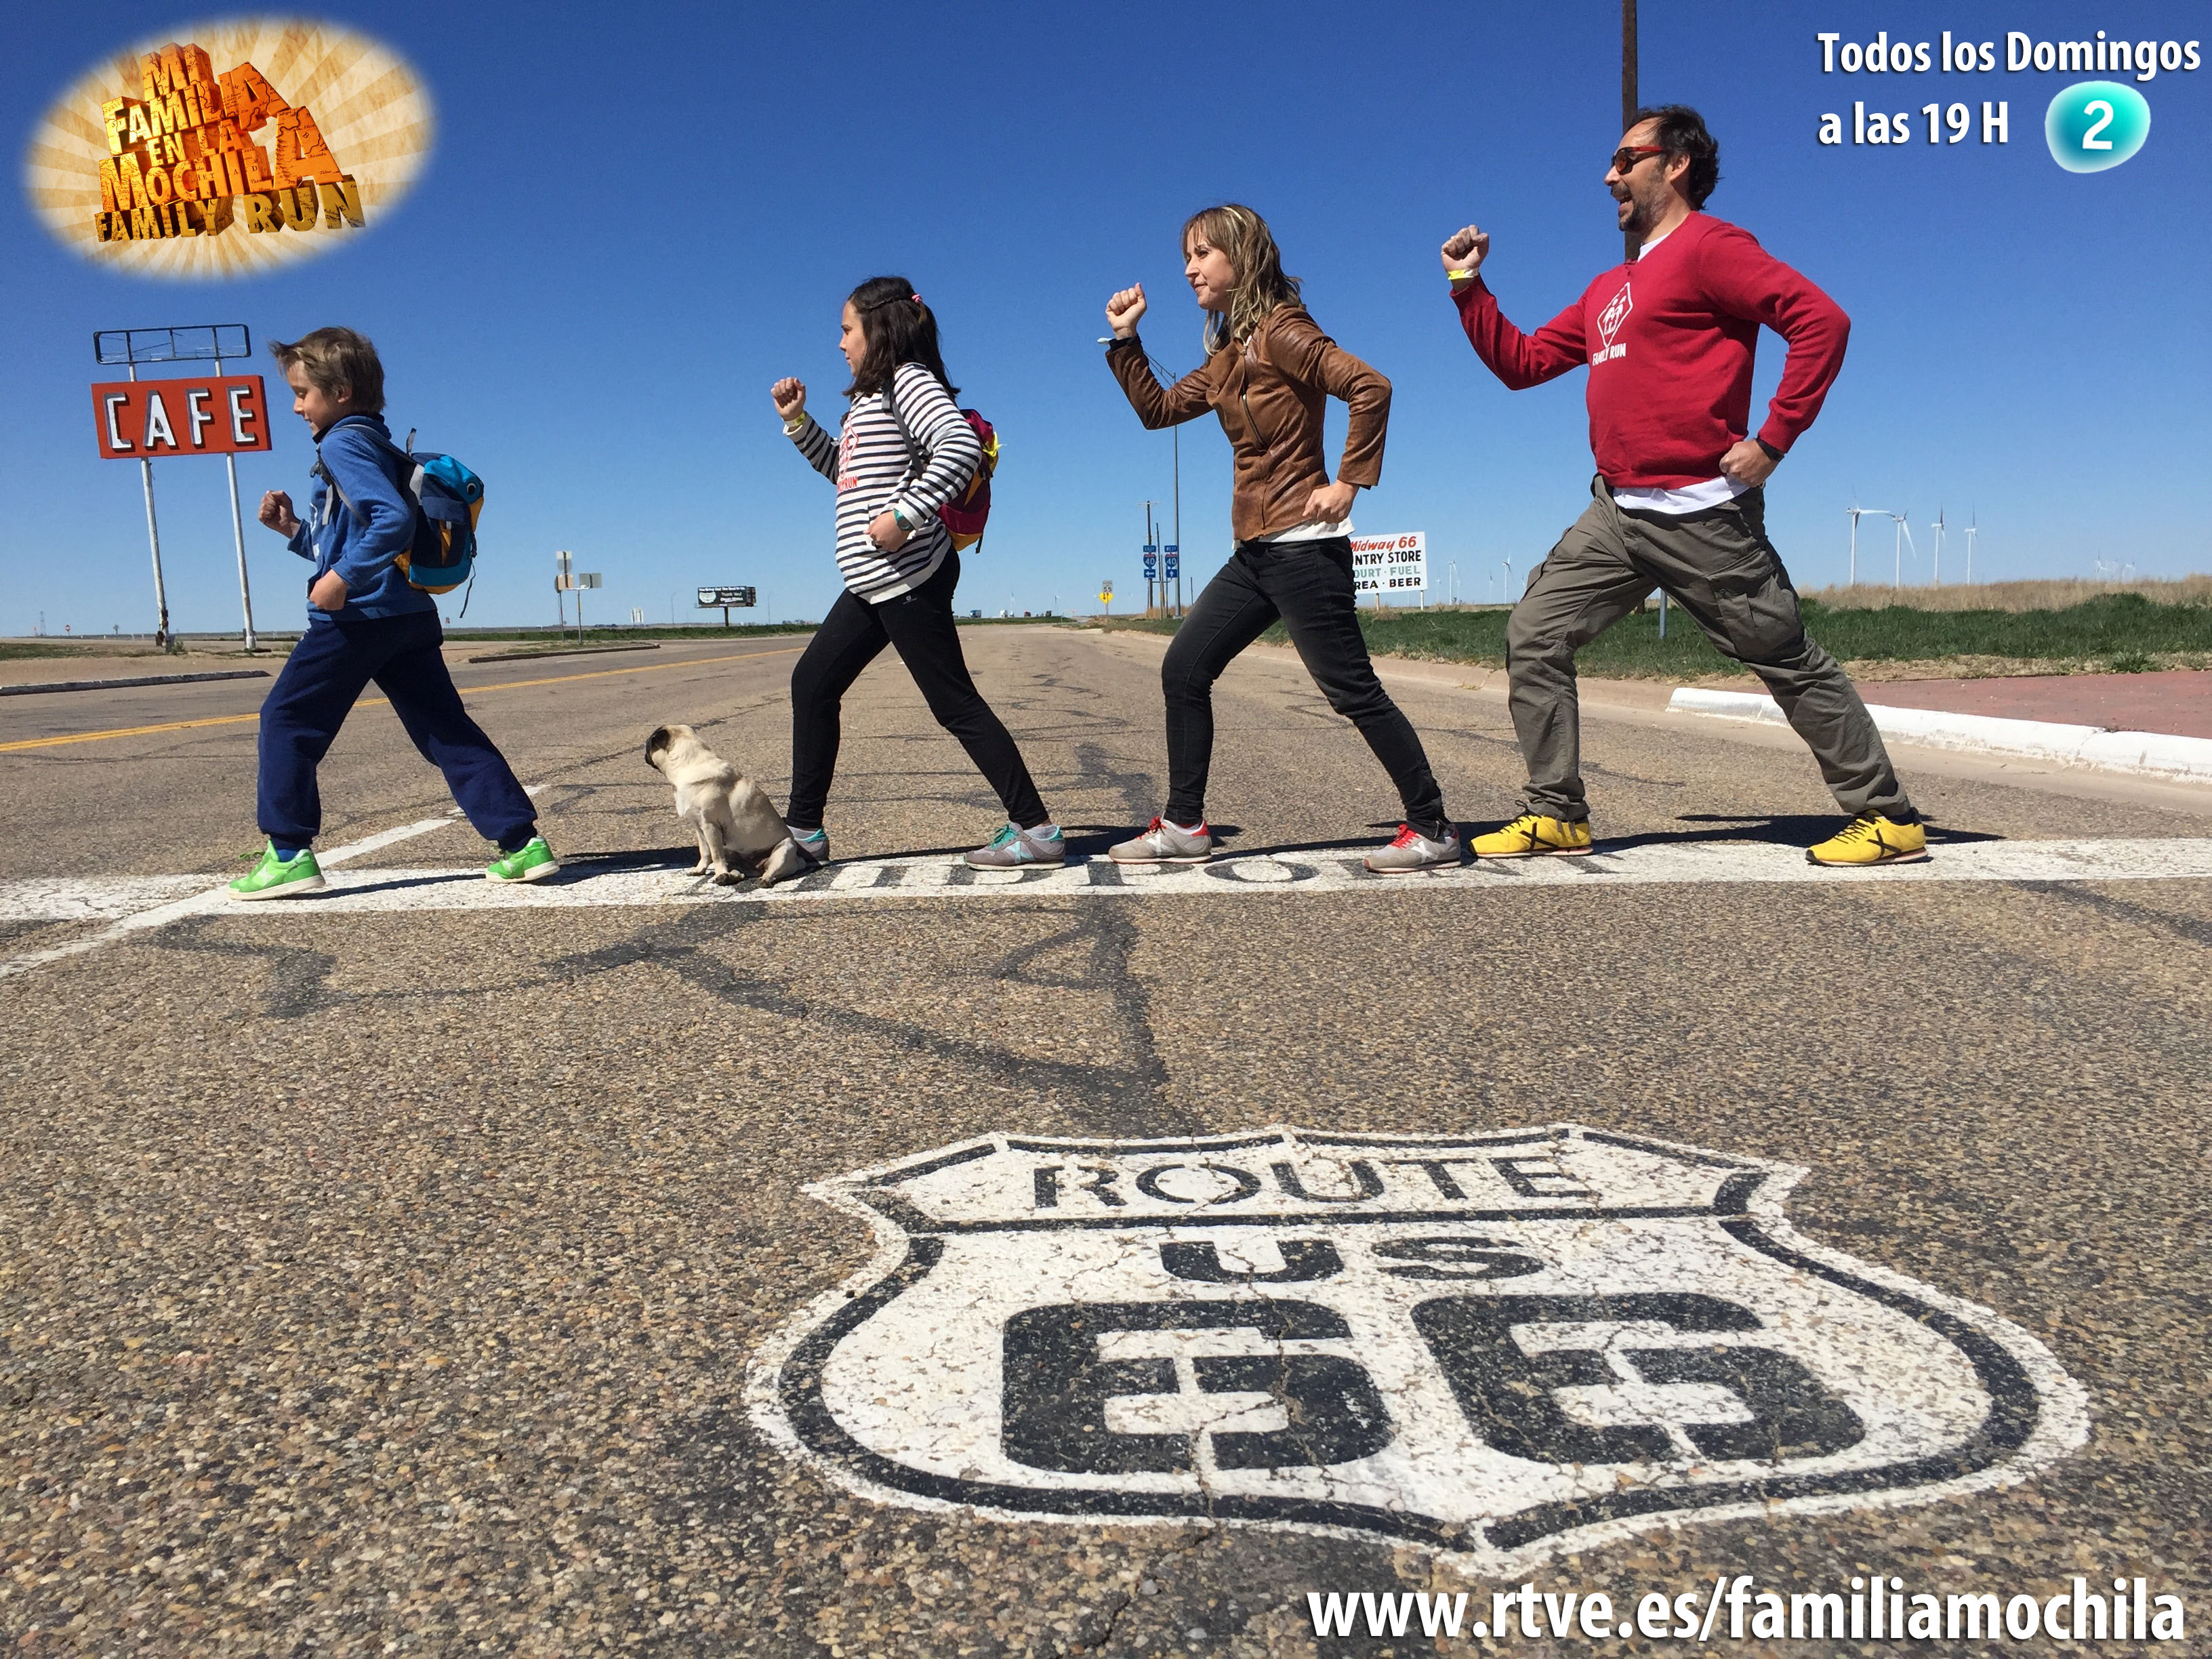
2, 626, 2207, 1656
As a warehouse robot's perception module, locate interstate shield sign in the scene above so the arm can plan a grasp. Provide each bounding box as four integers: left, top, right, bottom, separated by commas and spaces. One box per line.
747, 1126, 2086, 1570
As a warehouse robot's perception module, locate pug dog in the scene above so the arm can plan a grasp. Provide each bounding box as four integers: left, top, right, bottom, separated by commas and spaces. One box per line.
644, 724, 809, 885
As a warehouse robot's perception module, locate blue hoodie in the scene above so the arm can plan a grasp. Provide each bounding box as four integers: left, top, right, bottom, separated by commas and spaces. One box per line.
287, 413, 436, 623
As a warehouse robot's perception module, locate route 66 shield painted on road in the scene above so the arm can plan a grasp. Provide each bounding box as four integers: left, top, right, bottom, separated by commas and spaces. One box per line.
746, 1125, 2087, 1571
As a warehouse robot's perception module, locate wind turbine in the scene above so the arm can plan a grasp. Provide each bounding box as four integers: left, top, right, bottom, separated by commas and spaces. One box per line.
1931, 506, 1946, 586
1963, 511, 1979, 583
1846, 504, 1885, 586
1887, 510, 1915, 589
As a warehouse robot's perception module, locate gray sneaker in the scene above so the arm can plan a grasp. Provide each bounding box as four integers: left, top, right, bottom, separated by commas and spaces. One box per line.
1109, 817, 1214, 865
1364, 821, 1462, 874
787, 826, 829, 867
964, 822, 1066, 868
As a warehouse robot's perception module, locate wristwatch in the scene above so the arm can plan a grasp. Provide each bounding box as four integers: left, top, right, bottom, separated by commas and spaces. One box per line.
1755, 438, 1784, 464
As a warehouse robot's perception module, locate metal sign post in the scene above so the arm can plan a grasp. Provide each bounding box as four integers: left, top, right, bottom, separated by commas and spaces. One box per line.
209, 342, 257, 651
127, 362, 171, 649
574, 571, 600, 640
1139, 500, 1158, 615
94, 325, 262, 650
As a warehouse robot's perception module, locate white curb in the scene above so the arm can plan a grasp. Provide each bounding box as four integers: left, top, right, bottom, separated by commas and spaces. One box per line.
1666, 687, 2212, 782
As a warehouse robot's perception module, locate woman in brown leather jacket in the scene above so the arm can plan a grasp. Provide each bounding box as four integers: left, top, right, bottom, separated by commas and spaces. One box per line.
1102, 203, 1458, 873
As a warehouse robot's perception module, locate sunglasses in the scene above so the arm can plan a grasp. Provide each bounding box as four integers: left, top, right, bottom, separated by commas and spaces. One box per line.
1609, 144, 1666, 173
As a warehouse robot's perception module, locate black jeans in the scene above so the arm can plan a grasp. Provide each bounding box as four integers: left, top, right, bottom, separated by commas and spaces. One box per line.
1162, 537, 1448, 835
787, 552, 1048, 832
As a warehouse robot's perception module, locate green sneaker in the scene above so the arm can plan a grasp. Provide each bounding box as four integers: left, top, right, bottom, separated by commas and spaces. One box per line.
486, 836, 559, 884
229, 842, 327, 901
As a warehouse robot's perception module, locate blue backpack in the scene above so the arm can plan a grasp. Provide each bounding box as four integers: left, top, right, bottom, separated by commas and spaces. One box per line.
314, 419, 485, 607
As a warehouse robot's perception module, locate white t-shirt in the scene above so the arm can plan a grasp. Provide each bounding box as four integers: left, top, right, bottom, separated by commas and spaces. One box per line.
1254, 515, 1354, 544
1608, 227, 1753, 517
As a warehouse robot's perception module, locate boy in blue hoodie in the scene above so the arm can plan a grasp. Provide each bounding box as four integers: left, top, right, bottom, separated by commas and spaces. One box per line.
230, 327, 556, 899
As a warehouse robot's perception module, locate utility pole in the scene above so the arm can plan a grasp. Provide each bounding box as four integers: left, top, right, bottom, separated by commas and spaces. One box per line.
1170, 425, 1183, 616
1622, 0, 1641, 263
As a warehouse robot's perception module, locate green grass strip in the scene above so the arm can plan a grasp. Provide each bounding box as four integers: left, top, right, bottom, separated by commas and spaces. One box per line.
1108, 592, 2212, 678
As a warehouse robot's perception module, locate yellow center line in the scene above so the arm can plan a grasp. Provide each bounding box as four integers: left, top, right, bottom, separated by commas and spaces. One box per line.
0, 646, 804, 754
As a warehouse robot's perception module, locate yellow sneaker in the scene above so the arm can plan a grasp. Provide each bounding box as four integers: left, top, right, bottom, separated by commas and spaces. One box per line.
1806, 813, 1928, 867
1469, 813, 1594, 859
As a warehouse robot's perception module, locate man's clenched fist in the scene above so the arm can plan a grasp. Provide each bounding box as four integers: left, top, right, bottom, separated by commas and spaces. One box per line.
1440, 225, 1490, 279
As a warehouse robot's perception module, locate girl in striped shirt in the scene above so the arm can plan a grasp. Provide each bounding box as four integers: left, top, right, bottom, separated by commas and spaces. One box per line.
771, 276, 1061, 869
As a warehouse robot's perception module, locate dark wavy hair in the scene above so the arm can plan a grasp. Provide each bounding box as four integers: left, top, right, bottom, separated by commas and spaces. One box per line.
844, 274, 958, 399
1631, 104, 1721, 208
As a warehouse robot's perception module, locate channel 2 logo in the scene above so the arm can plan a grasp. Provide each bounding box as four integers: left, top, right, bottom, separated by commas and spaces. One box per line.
2046, 81, 2150, 173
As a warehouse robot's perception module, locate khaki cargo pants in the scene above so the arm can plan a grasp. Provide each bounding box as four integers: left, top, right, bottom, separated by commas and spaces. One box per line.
1505, 476, 1914, 823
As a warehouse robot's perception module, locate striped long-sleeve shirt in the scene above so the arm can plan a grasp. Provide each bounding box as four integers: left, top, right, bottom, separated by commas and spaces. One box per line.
790, 362, 982, 602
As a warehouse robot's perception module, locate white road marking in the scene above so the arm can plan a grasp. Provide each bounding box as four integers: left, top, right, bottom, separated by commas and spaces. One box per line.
0, 811, 470, 980
4, 838, 2209, 939
743, 1126, 2088, 1572
0, 787, 553, 980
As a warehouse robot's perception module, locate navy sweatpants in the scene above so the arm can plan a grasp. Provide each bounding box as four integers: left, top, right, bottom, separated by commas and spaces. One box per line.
256, 611, 537, 850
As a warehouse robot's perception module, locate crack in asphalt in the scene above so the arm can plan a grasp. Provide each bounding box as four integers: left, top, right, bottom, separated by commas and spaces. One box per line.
539, 902, 1197, 1141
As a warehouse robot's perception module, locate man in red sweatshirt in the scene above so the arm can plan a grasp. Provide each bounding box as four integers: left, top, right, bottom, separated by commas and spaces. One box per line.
1444, 105, 1924, 867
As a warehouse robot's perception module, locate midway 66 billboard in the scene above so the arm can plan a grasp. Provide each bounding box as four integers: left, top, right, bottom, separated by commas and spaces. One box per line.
1351, 532, 1427, 595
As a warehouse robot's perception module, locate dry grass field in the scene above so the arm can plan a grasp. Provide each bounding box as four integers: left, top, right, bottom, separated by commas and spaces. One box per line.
1806, 576, 2212, 611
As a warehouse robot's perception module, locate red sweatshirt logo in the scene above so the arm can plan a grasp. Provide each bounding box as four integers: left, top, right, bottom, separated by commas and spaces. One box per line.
1593, 281, 1633, 364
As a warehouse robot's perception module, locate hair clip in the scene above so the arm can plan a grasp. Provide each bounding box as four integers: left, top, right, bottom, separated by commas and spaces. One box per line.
911, 293, 923, 304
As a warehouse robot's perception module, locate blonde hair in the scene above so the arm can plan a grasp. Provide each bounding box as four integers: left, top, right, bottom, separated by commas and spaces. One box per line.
1181, 203, 1300, 354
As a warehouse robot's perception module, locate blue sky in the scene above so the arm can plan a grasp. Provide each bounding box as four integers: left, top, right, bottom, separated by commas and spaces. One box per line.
3, 1, 2206, 636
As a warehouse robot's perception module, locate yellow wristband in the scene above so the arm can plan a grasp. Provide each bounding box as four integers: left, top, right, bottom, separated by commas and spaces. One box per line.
781, 412, 810, 434
1446, 268, 1476, 283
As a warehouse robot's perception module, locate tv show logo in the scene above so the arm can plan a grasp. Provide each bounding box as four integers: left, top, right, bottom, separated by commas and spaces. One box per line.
25, 20, 432, 279
93, 42, 359, 244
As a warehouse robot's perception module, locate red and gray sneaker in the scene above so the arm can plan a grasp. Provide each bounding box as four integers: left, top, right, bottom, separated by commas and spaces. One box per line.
1108, 817, 1214, 865
1364, 821, 1462, 874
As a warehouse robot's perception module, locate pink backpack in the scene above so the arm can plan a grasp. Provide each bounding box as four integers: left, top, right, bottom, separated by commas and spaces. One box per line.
883, 390, 999, 552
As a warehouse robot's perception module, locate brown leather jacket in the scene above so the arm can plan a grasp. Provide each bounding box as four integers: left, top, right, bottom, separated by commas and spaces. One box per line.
1107, 304, 1391, 542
